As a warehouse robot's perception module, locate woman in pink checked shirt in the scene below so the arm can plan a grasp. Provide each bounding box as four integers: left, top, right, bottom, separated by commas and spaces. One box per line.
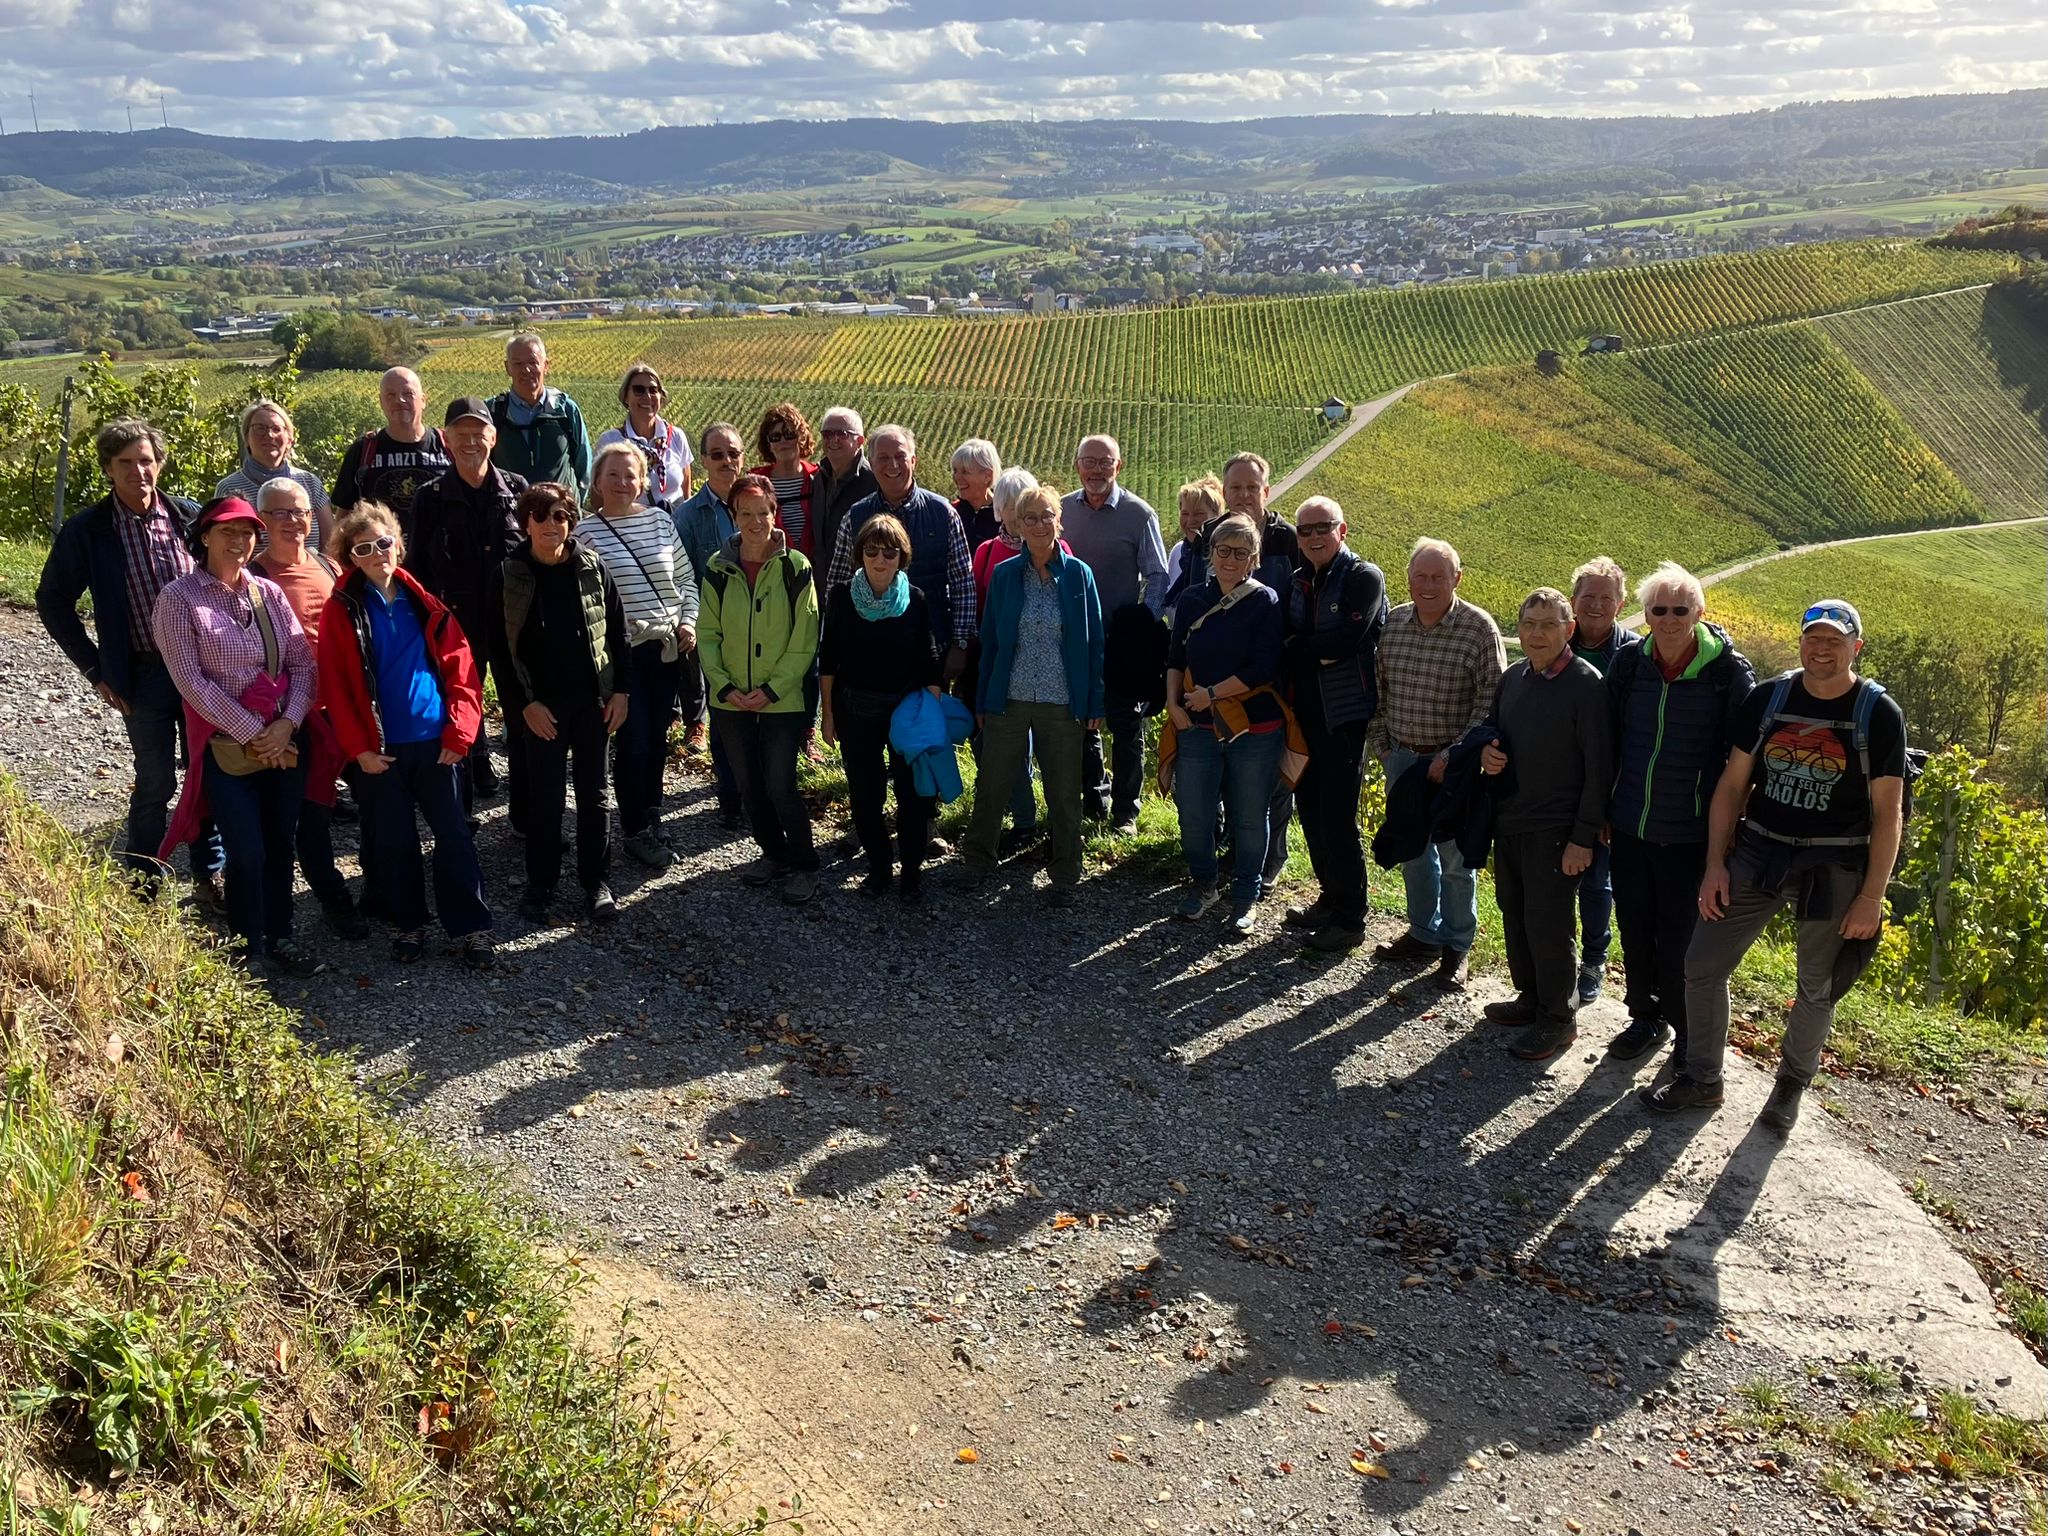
153, 497, 324, 978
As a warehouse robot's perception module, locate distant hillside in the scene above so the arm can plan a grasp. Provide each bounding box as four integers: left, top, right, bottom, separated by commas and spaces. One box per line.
0, 90, 2043, 201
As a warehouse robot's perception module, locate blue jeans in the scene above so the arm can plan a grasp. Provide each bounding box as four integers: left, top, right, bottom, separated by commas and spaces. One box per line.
1174, 724, 1284, 906
203, 751, 307, 947
121, 656, 222, 880
1579, 840, 1613, 967
360, 737, 492, 938
1385, 744, 1477, 955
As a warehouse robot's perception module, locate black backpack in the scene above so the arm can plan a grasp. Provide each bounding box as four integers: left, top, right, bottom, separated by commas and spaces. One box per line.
1749, 672, 1923, 848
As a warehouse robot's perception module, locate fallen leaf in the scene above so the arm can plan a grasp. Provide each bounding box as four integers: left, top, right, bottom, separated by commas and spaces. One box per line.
1323, 1321, 1345, 1335
120, 1170, 149, 1202
1108, 1448, 1130, 1463
103, 1032, 125, 1065
1051, 1212, 1079, 1231
1225, 1234, 1253, 1252
1351, 1458, 1391, 1479
274, 1338, 290, 1374
568, 1105, 587, 1119
1304, 1400, 1329, 1415
1400, 1274, 1428, 1288
1367, 1432, 1388, 1453
955, 1447, 979, 1464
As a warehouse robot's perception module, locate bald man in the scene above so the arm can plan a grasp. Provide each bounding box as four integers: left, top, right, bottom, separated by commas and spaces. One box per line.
330, 366, 451, 536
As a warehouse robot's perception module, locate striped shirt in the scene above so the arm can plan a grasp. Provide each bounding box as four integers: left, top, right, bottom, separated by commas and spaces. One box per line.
214, 462, 332, 553
771, 470, 809, 551
151, 569, 315, 743
114, 495, 194, 656
1366, 596, 1507, 759
580, 506, 699, 631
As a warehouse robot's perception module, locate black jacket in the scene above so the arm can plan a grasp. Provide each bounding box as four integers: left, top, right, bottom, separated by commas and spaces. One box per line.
1105, 602, 1171, 716
1371, 727, 1508, 873
36, 491, 201, 702
810, 456, 877, 592
407, 465, 526, 641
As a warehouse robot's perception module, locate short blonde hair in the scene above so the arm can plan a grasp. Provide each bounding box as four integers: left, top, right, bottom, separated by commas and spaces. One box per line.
238, 397, 294, 447
330, 501, 404, 564
1571, 555, 1626, 597
1012, 485, 1062, 529
1178, 473, 1224, 524
589, 440, 648, 500
1409, 536, 1461, 575
1638, 560, 1705, 613
1222, 451, 1270, 486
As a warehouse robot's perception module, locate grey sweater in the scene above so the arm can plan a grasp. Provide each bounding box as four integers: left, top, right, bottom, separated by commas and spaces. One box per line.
1059, 485, 1168, 617
1493, 655, 1614, 847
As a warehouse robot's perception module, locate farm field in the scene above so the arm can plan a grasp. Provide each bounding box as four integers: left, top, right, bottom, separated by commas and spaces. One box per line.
1821, 288, 2048, 520
1612, 172, 2048, 235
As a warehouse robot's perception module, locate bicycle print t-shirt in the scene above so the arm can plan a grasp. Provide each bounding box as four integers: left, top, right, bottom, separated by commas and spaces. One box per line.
1733, 675, 1906, 843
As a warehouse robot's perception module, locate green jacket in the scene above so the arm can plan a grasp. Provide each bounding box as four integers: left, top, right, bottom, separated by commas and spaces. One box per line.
489, 388, 593, 504
699, 531, 818, 713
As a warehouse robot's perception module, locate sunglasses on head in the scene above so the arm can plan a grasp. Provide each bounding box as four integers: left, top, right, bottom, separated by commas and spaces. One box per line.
350, 535, 397, 559
1802, 603, 1857, 631
1649, 604, 1693, 617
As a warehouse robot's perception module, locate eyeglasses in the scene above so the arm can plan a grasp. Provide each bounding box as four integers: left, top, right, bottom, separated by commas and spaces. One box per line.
350, 535, 397, 559
1649, 604, 1693, 618
1295, 521, 1340, 537
1019, 513, 1057, 528
1211, 545, 1255, 562
528, 508, 574, 526
705, 449, 744, 462
1077, 455, 1116, 470
628, 382, 662, 396
264, 509, 312, 523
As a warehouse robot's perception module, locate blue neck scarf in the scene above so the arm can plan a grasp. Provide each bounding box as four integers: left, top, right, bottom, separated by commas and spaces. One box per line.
850, 569, 910, 621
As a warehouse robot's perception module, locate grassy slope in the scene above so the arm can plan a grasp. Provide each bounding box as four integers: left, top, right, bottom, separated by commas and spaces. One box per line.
1821, 289, 2048, 521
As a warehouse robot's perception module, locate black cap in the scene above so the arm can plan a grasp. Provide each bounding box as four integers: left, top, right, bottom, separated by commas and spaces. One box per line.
444, 396, 492, 427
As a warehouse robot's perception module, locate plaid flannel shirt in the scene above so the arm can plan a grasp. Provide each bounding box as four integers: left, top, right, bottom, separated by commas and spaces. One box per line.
1366, 596, 1506, 759
151, 569, 316, 743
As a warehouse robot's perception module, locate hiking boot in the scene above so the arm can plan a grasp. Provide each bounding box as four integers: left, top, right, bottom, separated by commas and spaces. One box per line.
1482, 994, 1539, 1027
1641, 1073, 1724, 1114
898, 868, 925, 905
1373, 931, 1443, 963
516, 887, 554, 924
1432, 950, 1470, 992
1759, 1078, 1806, 1132
585, 884, 619, 924
682, 721, 709, 758
461, 932, 496, 971
1111, 811, 1141, 838
188, 872, 227, 918
838, 829, 865, 860
1607, 1017, 1670, 1062
781, 869, 821, 906
623, 830, 673, 869
741, 857, 789, 888
264, 939, 326, 979
1509, 1018, 1578, 1062
998, 825, 1042, 859
1283, 900, 1330, 931
392, 929, 428, 965
1577, 963, 1605, 1006
858, 867, 894, 899
1042, 885, 1078, 911
1303, 922, 1367, 954
1228, 900, 1259, 937
1175, 884, 1220, 921
320, 897, 369, 941
924, 835, 953, 860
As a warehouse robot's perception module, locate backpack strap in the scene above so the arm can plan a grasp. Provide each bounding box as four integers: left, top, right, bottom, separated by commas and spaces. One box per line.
247, 579, 282, 679
314, 551, 342, 580
1752, 671, 1797, 755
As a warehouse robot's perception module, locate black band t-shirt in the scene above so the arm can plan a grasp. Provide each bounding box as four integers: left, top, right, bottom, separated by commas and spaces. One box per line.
1733, 674, 1906, 842
333, 429, 452, 521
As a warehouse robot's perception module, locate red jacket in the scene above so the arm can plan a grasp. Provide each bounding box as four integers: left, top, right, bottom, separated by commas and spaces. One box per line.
316, 565, 482, 762
748, 460, 817, 557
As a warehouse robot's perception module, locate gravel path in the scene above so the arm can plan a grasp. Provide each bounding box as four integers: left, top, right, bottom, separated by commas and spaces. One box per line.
3, 603, 2042, 1536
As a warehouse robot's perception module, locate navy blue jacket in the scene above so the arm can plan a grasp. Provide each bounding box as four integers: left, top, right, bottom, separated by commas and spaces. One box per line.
1285, 546, 1388, 729
976, 547, 1106, 724
1372, 727, 1507, 873
1607, 622, 1757, 845
36, 490, 201, 702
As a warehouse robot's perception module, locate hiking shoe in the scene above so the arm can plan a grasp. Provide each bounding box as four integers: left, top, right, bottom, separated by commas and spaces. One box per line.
1607, 1017, 1670, 1062
859, 868, 894, 899
898, 869, 925, 905
1577, 963, 1605, 1006
1282, 900, 1330, 931
516, 887, 554, 924
838, 829, 865, 860
188, 872, 228, 918
682, 721, 709, 758
1373, 931, 1443, 963
623, 830, 673, 868
1042, 885, 1078, 911
264, 939, 326, 979
1759, 1078, 1806, 1132
781, 869, 821, 906
718, 804, 746, 832
998, 825, 1042, 859
1228, 900, 1259, 937
1432, 950, 1470, 992
1482, 994, 1539, 1027
1175, 884, 1220, 921
1641, 1073, 1723, 1114
392, 929, 428, 964
1303, 922, 1367, 954
461, 932, 496, 971
1509, 1018, 1578, 1062
585, 884, 619, 924
320, 897, 369, 941
1111, 812, 1141, 838
741, 857, 789, 888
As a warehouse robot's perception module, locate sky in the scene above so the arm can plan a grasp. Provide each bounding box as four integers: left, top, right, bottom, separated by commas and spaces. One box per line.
1, 0, 2043, 140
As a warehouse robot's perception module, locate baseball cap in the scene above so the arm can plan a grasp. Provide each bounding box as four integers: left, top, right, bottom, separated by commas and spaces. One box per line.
1800, 599, 1862, 638
196, 496, 264, 531
444, 396, 492, 426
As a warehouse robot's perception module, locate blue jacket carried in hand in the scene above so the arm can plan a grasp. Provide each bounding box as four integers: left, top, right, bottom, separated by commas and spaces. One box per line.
889, 689, 975, 803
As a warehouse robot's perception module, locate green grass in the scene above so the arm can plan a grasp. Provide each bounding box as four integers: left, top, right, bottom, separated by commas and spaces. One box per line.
0, 777, 776, 1532
1821, 289, 2048, 520
0, 534, 45, 609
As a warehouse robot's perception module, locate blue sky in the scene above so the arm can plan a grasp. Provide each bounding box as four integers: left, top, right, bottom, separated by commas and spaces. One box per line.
2, 0, 2041, 139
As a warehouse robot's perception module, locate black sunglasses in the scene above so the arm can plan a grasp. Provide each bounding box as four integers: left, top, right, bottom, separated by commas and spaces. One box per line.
528, 507, 575, 526
1649, 604, 1693, 618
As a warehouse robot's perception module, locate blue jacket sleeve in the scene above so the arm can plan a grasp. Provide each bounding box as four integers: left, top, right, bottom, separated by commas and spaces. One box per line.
1082, 567, 1107, 722
975, 568, 1009, 717
1239, 589, 1283, 689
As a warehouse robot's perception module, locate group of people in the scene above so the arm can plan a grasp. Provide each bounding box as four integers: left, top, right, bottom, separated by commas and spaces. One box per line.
35, 329, 1909, 1131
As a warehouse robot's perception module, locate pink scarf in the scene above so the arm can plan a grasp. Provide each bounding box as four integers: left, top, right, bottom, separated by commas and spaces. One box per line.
159, 672, 291, 861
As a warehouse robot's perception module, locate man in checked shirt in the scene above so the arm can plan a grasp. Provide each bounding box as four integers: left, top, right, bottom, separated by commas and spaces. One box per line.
1365, 537, 1506, 992
37, 419, 224, 904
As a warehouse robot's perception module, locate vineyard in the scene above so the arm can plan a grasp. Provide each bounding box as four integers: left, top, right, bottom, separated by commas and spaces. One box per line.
1821, 288, 2048, 521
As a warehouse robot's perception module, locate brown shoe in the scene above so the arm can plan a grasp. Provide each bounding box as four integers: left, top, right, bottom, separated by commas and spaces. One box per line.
1432, 950, 1470, 991
188, 872, 227, 917
682, 721, 709, 758
1373, 931, 1444, 963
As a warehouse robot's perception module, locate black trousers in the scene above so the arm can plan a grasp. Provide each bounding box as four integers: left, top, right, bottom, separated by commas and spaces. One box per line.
1494, 828, 1582, 1027
1082, 685, 1146, 821
523, 701, 612, 894
1610, 831, 1708, 1056
1295, 712, 1369, 926
838, 688, 933, 877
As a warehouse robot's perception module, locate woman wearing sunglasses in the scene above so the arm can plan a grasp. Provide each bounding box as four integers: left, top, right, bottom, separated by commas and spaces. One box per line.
317, 502, 496, 970
594, 363, 693, 511
486, 482, 629, 927
1600, 561, 1756, 1071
